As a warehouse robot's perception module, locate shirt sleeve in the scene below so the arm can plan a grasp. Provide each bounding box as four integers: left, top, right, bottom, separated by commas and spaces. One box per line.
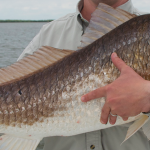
17, 28, 42, 61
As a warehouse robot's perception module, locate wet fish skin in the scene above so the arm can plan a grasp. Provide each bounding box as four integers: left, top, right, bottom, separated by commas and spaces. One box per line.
0, 12, 150, 149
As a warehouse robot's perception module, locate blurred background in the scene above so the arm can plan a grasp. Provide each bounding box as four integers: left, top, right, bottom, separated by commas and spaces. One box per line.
0, 0, 149, 20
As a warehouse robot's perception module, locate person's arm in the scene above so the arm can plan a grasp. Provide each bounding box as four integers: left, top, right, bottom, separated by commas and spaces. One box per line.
81, 53, 150, 125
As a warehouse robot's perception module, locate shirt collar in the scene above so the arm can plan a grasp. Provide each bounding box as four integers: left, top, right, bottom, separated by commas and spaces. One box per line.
118, 0, 134, 14
76, 0, 89, 28
76, 0, 135, 26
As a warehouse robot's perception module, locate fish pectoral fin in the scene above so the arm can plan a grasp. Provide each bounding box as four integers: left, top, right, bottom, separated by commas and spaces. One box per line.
80, 3, 136, 49
0, 134, 42, 150
142, 116, 150, 140
122, 114, 149, 144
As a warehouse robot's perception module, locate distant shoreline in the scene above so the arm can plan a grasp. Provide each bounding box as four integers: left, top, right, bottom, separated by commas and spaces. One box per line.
0, 20, 53, 23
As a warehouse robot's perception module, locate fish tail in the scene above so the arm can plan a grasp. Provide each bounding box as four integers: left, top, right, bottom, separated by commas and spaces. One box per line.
0, 134, 42, 150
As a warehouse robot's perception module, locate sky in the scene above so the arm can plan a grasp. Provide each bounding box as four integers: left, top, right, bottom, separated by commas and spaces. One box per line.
0, 0, 149, 20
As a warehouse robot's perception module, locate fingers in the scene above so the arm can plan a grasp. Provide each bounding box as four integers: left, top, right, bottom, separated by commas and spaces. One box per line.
81, 86, 106, 102
109, 114, 128, 124
109, 112, 117, 125
111, 53, 127, 72
122, 117, 128, 121
100, 103, 110, 124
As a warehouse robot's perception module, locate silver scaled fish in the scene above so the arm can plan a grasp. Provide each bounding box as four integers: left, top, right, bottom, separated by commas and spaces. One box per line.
0, 3, 150, 150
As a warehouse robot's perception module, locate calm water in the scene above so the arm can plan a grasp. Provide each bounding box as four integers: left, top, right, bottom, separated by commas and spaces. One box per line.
0, 22, 48, 68
0, 22, 48, 149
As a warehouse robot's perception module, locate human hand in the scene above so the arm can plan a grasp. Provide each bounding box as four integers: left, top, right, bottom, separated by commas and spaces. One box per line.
81, 53, 150, 125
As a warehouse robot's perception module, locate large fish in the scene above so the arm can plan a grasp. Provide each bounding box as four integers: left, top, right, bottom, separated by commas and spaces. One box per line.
0, 3, 150, 150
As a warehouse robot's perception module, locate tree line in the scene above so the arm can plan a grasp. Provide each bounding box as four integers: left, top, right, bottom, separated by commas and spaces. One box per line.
0, 20, 53, 22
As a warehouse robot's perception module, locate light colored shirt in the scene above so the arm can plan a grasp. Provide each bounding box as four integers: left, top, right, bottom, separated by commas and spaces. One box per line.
18, 0, 150, 150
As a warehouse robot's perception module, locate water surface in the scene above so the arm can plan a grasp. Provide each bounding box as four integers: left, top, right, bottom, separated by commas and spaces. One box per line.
0, 22, 47, 68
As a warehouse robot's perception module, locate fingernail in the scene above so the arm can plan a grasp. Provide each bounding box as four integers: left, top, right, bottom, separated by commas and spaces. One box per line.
81, 96, 85, 102
110, 122, 113, 125
100, 119, 105, 124
113, 53, 118, 58
110, 121, 115, 125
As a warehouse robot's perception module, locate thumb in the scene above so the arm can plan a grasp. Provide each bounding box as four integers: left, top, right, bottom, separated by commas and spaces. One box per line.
111, 53, 127, 72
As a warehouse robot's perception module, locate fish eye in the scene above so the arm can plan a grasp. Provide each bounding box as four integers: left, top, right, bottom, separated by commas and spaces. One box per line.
18, 90, 22, 95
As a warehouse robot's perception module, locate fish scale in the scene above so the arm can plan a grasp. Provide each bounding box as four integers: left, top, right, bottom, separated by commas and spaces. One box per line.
0, 3, 150, 150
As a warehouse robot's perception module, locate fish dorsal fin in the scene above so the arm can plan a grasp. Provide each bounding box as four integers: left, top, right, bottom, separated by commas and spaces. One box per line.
0, 46, 74, 85
80, 3, 137, 48
122, 115, 149, 144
